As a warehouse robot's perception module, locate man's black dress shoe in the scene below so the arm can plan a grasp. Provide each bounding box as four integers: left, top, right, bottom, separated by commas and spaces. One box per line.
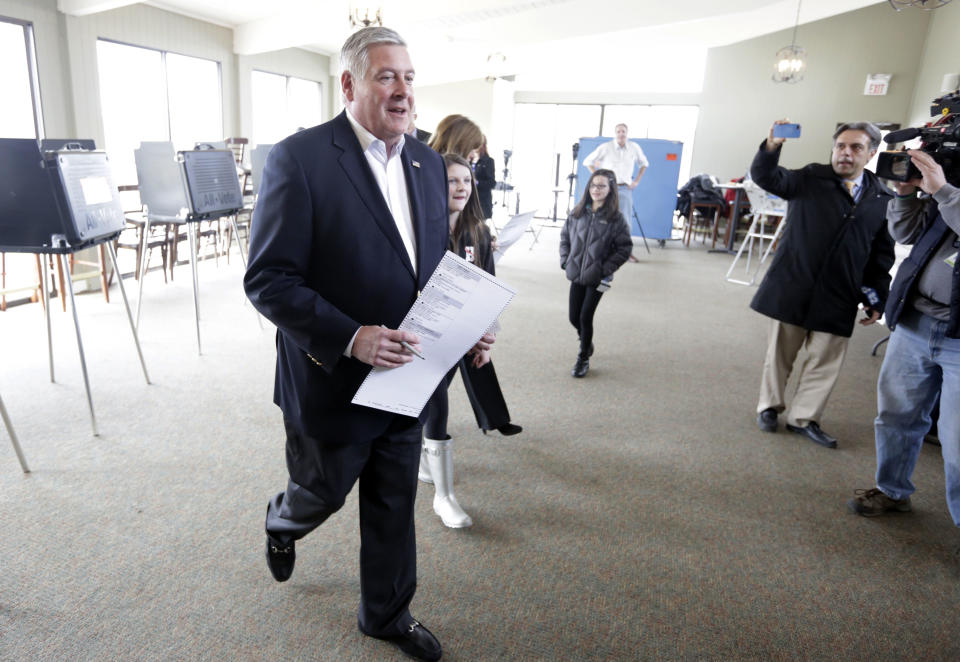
757, 408, 778, 432
265, 534, 295, 582
497, 423, 523, 436
786, 421, 838, 449
363, 620, 442, 662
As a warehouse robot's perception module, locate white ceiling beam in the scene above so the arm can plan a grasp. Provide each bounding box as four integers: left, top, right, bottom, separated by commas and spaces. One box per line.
58, 0, 140, 16
233, 1, 345, 55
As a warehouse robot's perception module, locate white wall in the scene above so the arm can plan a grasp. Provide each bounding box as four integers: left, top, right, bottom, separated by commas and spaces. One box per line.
692, 2, 929, 179
0, 1, 942, 187
905, 2, 960, 127
484, 3, 930, 181
414, 77, 516, 174
414, 78, 496, 139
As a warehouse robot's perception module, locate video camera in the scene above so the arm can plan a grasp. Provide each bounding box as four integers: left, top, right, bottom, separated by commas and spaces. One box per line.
876, 90, 960, 186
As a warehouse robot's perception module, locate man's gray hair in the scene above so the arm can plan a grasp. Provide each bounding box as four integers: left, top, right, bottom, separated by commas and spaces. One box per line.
340, 27, 407, 81
833, 122, 882, 150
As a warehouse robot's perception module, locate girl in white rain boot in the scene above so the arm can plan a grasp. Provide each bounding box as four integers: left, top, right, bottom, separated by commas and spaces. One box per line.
421, 433, 471, 528
418, 152, 500, 528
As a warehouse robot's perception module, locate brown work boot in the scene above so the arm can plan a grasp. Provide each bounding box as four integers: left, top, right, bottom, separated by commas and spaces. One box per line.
847, 488, 912, 517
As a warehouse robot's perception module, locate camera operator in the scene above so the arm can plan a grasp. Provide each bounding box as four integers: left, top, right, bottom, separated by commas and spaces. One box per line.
848, 150, 960, 526
751, 120, 895, 449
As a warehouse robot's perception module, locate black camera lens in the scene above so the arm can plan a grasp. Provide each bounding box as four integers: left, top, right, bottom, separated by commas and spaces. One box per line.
890, 156, 909, 178
876, 151, 918, 182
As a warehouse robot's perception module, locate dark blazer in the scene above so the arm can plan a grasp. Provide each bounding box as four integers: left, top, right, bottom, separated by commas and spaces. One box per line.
244, 112, 449, 441
474, 155, 496, 219
749, 142, 895, 337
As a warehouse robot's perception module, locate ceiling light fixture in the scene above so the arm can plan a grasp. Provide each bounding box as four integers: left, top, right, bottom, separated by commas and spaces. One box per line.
887, 0, 952, 9
349, 6, 383, 29
772, 0, 806, 84
485, 52, 507, 83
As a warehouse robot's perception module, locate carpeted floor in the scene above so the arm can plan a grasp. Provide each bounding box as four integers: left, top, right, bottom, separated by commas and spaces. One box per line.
1, 226, 958, 661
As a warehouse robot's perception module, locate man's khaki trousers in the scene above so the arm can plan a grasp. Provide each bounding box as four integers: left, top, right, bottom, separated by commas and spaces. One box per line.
757, 318, 849, 427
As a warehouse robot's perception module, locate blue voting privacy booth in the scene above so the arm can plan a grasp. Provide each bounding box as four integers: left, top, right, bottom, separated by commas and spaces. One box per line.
576, 137, 683, 241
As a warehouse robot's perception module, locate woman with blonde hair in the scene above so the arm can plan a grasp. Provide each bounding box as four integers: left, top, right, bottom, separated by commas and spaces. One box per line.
428, 114, 484, 160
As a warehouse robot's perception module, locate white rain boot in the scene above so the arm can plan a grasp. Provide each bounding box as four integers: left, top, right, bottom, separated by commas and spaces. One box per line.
423, 436, 472, 528
418, 442, 433, 484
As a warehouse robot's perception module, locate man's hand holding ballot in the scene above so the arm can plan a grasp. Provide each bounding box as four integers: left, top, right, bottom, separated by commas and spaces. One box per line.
352, 251, 515, 417
353, 326, 426, 368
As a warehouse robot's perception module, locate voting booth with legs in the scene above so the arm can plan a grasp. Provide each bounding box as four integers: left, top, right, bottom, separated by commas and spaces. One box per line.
178, 147, 246, 354
1, 393, 29, 473
575, 137, 683, 242
133, 144, 246, 354
0, 138, 150, 436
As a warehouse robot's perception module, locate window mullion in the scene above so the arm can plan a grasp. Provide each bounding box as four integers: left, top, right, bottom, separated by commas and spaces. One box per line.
22, 24, 43, 139
161, 50, 173, 142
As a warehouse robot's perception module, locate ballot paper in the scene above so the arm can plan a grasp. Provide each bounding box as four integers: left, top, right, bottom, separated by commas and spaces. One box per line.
492, 210, 536, 263
351, 251, 516, 416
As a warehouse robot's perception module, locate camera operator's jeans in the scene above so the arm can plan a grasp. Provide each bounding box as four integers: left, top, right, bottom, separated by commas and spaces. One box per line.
875, 309, 960, 526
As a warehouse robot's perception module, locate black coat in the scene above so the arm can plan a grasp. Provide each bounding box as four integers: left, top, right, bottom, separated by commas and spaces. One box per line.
676, 174, 727, 218
559, 208, 633, 286
749, 143, 895, 337
475, 155, 496, 220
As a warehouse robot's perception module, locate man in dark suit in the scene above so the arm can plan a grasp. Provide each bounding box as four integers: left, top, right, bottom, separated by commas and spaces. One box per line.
407, 107, 432, 143
244, 26, 486, 662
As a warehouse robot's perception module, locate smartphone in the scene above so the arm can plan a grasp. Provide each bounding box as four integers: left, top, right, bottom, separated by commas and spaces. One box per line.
773, 123, 802, 139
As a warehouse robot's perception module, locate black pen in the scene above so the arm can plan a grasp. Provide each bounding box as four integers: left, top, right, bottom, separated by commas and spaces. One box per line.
381, 325, 425, 360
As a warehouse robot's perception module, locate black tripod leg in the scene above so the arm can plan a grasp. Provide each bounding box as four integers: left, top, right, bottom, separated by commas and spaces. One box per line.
871, 335, 889, 356
633, 208, 651, 254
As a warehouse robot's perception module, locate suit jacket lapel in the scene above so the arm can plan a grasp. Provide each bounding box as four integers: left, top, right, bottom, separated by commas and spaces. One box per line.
400, 147, 430, 287
331, 112, 416, 280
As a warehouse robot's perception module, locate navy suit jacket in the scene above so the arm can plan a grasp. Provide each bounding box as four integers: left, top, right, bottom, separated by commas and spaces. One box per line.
244, 112, 449, 442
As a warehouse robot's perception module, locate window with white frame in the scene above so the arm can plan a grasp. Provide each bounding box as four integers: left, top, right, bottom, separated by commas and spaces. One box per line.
252, 70, 323, 145
96, 39, 223, 184
0, 18, 42, 139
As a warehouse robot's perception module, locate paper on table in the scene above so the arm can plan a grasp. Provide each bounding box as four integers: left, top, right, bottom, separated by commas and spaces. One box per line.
493, 210, 536, 263
351, 251, 516, 417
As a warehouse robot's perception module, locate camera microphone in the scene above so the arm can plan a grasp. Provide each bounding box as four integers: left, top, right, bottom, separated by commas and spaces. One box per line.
883, 127, 921, 144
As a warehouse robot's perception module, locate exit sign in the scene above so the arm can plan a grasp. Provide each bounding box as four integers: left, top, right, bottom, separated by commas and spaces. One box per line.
864, 74, 891, 96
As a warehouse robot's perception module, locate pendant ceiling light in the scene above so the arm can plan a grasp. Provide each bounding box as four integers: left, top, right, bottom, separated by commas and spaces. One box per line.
772, 0, 806, 84
349, 6, 383, 29
888, 0, 952, 9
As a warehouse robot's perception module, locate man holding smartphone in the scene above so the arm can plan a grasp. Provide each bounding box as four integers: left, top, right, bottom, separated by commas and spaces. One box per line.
750, 119, 895, 448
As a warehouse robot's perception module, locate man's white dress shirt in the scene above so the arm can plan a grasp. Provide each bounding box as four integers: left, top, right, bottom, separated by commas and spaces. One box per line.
583, 140, 649, 186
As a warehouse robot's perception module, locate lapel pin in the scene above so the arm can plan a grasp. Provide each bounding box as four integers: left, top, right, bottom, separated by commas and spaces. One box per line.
412, 160, 420, 168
